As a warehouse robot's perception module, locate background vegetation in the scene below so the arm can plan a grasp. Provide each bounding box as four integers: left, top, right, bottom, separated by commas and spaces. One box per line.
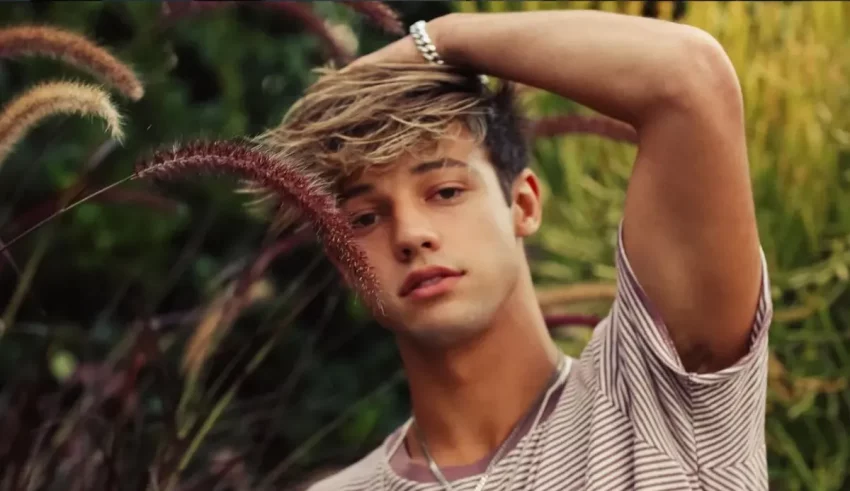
0, 2, 847, 490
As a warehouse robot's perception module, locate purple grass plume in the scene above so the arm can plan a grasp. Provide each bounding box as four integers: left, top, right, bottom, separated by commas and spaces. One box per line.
161, 1, 353, 65
341, 1, 405, 36
133, 140, 379, 306
261, 2, 354, 64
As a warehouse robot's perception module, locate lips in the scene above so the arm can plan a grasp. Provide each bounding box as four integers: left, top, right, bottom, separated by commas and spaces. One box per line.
399, 266, 464, 298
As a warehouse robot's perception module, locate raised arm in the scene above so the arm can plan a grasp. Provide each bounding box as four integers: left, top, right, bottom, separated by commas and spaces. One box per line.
360, 10, 762, 372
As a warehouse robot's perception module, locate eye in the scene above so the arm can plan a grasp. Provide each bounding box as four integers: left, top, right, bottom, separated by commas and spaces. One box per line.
433, 187, 464, 201
351, 212, 379, 229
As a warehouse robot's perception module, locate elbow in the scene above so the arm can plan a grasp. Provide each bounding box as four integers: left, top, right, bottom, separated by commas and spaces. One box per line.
653, 28, 744, 119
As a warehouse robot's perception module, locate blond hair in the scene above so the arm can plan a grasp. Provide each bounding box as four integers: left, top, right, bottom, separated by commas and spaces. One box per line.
251, 63, 528, 229
263, 63, 513, 174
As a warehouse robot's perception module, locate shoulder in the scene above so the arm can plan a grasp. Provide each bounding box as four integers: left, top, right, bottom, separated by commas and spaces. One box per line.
303, 445, 386, 491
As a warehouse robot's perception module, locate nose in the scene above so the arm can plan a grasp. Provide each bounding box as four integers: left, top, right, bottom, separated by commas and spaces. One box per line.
391, 205, 440, 263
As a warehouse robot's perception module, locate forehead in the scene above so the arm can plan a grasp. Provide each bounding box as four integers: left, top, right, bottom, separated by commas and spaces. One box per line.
338, 132, 489, 190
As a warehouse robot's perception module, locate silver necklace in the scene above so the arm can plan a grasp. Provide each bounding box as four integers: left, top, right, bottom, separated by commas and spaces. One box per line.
411, 355, 566, 491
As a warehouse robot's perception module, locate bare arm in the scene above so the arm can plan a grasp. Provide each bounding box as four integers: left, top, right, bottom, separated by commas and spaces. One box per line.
423, 10, 762, 372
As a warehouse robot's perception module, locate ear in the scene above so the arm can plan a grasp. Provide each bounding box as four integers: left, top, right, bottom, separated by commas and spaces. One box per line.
512, 168, 543, 238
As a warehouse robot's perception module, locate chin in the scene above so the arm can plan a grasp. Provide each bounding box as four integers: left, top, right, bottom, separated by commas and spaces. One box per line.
397, 306, 491, 346
373, 284, 500, 345
402, 323, 484, 346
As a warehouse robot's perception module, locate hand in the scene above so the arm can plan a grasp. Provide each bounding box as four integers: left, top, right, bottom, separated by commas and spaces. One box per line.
345, 17, 453, 70
345, 34, 425, 70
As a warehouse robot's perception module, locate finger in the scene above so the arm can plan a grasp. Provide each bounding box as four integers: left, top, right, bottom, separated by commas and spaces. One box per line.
348, 37, 423, 68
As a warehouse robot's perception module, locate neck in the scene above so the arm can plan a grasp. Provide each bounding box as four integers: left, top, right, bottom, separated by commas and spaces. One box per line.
396, 270, 561, 467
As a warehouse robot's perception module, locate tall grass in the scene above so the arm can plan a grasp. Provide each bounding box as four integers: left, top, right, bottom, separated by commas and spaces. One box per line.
0, 4, 395, 489
453, 1, 850, 489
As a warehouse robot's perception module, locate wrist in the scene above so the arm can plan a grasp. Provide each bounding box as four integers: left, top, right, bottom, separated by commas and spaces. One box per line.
425, 13, 465, 67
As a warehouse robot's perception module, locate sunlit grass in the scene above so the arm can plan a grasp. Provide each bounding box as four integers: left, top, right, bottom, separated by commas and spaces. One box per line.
455, 1, 850, 489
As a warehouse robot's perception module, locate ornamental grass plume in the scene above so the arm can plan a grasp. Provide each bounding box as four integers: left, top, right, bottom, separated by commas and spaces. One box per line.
0, 25, 144, 100
253, 2, 354, 64
183, 289, 231, 378
531, 114, 638, 144
161, 1, 353, 65
341, 1, 405, 36
134, 140, 379, 305
0, 81, 123, 168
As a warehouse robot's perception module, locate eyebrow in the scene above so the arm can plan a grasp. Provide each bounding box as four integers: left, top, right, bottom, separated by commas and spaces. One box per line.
338, 158, 471, 203
411, 158, 469, 174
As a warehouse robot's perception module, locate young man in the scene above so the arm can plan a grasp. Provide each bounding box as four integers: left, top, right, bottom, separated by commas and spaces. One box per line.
265, 8, 772, 491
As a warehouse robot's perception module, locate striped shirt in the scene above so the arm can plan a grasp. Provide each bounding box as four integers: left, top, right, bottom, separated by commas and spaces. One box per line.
307, 226, 773, 490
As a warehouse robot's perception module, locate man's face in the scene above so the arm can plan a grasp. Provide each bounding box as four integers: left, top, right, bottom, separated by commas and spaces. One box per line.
338, 127, 541, 346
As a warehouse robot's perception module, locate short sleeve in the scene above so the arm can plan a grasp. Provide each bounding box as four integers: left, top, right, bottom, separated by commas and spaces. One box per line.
592, 221, 773, 473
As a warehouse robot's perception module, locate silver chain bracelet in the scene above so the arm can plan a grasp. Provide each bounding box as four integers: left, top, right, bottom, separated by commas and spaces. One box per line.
410, 20, 445, 65
409, 20, 489, 84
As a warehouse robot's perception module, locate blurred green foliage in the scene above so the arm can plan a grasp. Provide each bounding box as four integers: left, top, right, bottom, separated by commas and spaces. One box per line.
455, 2, 850, 490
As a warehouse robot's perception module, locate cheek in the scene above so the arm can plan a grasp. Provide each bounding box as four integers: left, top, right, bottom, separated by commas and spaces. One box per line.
355, 232, 399, 288
439, 201, 517, 267
357, 235, 388, 269
468, 199, 516, 243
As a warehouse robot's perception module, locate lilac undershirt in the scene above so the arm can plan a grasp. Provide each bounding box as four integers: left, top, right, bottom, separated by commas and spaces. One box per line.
386, 382, 567, 483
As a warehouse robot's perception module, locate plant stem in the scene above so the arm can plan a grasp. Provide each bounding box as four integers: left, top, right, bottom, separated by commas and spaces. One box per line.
0, 174, 135, 255
257, 369, 406, 490
165, 271, 335, 491
0, 224, 52, 333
